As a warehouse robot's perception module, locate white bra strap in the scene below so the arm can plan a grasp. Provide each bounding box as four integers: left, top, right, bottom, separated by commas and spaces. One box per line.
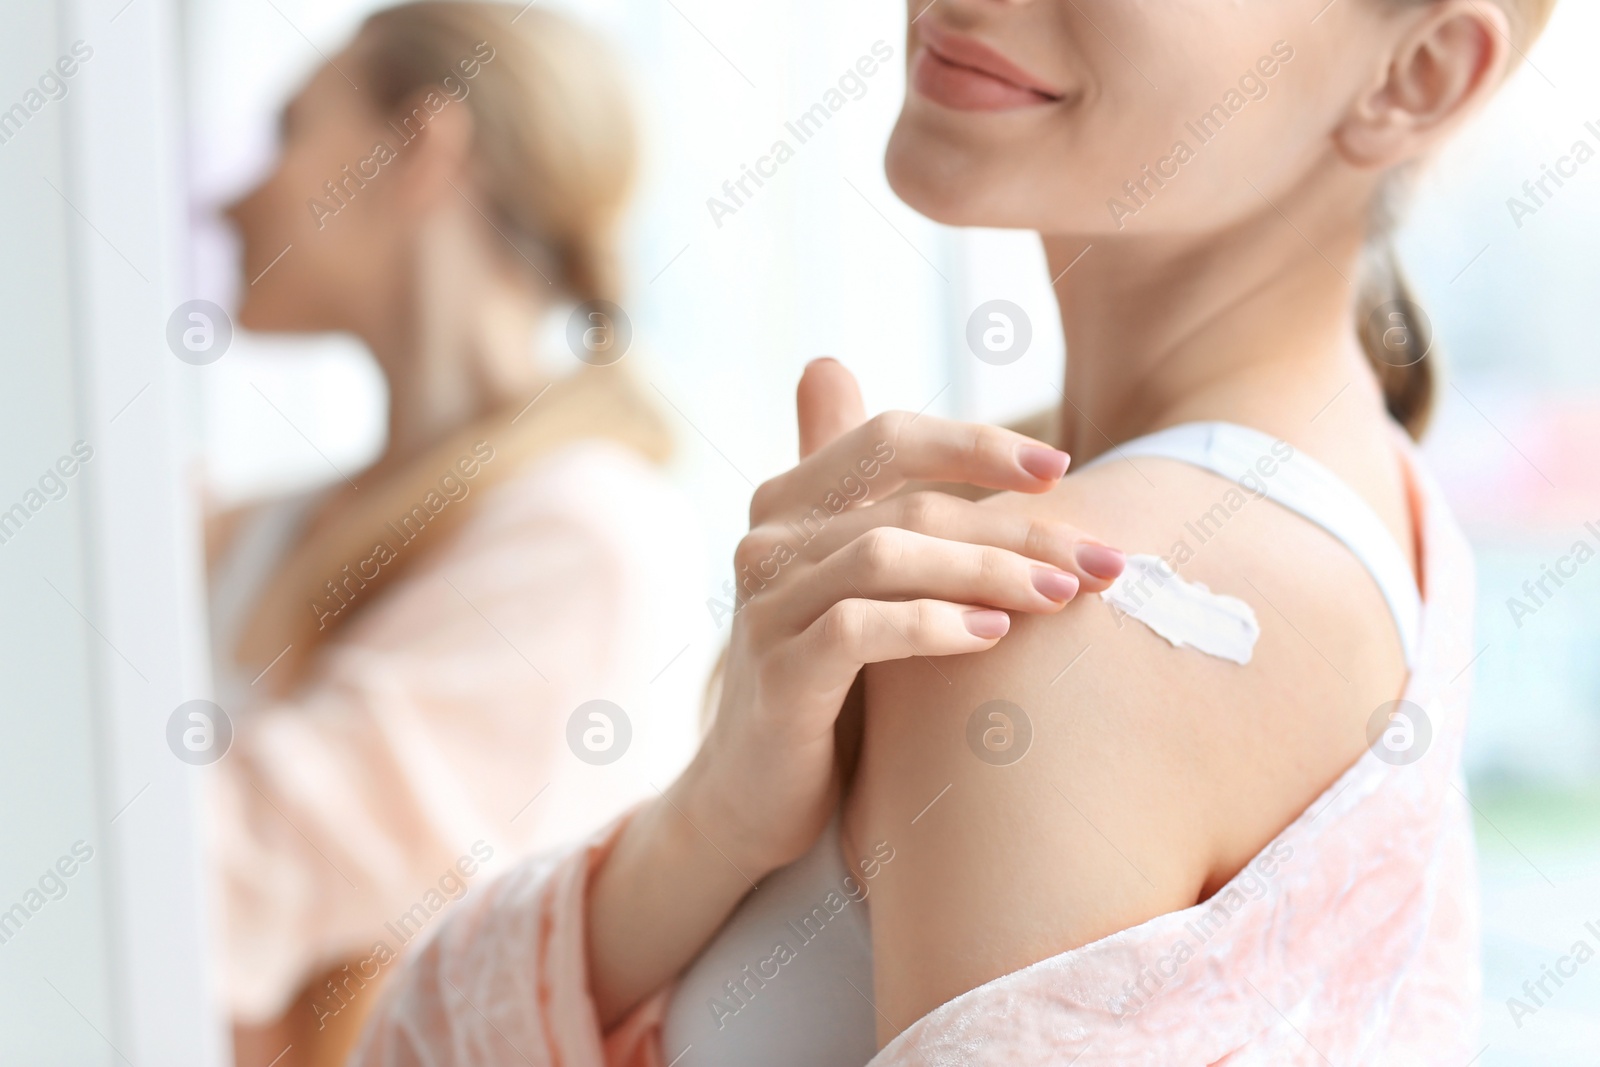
1087, 422, 1422, 669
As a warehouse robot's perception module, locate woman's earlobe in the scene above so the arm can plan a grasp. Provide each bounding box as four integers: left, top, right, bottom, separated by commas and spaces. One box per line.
1333, 84, 1412, 170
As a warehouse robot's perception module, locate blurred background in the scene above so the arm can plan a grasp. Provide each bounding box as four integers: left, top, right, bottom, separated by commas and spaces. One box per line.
1, 0, 1595, 1062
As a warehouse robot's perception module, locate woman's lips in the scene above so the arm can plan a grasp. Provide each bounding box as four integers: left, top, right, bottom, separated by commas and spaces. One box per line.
911, 25, 1064, 112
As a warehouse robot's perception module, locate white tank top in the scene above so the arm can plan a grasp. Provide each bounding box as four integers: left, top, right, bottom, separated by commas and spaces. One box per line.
660, 421, 1422, 1066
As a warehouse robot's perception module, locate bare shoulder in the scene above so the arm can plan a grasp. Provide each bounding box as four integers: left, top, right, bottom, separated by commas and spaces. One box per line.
842, 452, 1407, 1039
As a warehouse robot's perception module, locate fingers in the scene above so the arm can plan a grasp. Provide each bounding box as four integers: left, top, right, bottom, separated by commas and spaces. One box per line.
778, 598, 1010, 694
796, 358, 866, 459
771, 526, 1080, 627
750, 410, 1070, 526
777, 491, 1126, 592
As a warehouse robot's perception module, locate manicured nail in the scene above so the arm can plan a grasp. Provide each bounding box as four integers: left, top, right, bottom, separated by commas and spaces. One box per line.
1076, 543, 1126, 580
1017, 445, 1070, 482
1031, 567, 1080, 602
963, 609, 1011, 638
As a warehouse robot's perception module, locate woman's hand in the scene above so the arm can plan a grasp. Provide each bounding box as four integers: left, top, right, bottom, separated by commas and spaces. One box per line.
683, 359, 1126, 877
586, 359, 1124, 1026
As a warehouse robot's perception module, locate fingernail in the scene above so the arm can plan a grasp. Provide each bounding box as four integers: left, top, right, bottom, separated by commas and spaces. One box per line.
1031, 567, 1080, 602
1017, 445, 1070, 482
963, 609, 1011, 638
1076, 543, 1126, 580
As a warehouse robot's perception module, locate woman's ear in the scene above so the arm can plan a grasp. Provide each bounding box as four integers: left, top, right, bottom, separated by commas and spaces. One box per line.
1335, 0, 1513, 169
387, 89, 478, 214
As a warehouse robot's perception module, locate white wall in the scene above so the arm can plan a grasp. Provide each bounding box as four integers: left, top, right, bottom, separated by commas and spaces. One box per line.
0, 0, 220, 1062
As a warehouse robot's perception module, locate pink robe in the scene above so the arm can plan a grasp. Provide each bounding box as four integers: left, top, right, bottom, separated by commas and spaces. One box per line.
351, 442, 1481, 1065
207, 441, 707, 1023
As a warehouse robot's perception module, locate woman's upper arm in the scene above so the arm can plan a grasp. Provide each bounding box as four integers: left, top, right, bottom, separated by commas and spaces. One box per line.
843, 590, 1218, 1040
839, 467, 1392, 1042
839, 478, 1179, 1034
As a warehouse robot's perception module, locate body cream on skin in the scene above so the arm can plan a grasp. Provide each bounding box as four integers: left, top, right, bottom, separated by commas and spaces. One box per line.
1100, 554, 1260, 665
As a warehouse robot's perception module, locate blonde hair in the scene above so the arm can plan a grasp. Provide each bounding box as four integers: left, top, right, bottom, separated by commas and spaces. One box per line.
357, 1, 638, 304
1360, 0, 1558, 438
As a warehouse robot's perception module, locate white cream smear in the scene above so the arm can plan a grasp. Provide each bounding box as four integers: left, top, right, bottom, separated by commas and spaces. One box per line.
1100, 554, 1260, 665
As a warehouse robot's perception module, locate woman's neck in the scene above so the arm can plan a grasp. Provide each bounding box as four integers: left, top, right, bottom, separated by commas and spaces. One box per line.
358, 212, 547, 487
1042, 180, 1379, 462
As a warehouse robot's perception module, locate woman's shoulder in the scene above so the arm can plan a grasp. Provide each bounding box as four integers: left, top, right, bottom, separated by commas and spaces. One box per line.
977, 454, 1409, 832
326, 437, 703, 657
467, 438, 691, 540
845, 444, 1409, 1033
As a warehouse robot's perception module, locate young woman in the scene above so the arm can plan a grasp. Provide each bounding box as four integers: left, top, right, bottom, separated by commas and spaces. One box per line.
207, 5, 707, 1065
353, 0, 1554, 1062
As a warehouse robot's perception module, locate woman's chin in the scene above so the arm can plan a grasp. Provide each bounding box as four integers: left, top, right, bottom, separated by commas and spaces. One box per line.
884, 125, 1027, 231
883, 125, 982, 228
885, 123, 1111, 235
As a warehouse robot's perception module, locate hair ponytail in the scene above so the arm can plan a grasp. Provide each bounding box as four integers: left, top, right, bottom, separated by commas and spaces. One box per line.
562, 229, 625, 307
1356, 241, 1435, 440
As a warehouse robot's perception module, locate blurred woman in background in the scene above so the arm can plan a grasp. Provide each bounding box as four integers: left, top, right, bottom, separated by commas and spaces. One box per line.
206, 4, 703, 1064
